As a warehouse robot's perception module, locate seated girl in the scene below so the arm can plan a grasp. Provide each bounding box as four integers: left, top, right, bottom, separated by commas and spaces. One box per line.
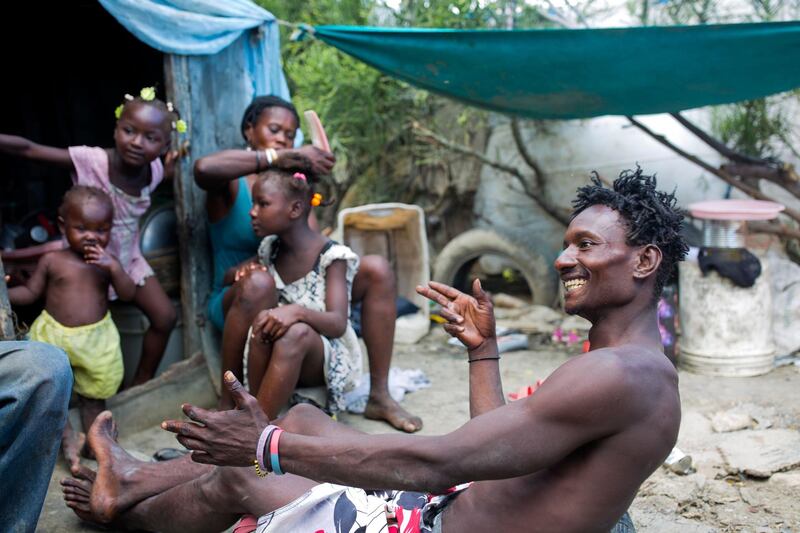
246, 168, 361, 417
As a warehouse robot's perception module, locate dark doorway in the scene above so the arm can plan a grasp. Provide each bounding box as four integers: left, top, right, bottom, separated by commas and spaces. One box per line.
0, 0, 165, 237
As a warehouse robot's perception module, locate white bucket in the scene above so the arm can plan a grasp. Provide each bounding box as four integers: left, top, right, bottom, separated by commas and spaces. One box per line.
678, 258, 775, 376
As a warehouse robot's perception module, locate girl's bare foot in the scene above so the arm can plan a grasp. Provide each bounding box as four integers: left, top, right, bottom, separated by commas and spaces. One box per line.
364, 394, 423, 433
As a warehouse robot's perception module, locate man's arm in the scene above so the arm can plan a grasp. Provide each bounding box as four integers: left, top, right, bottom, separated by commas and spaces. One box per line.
417, 280, 504, 417
8, 255, 49, 305
166, 352, 636, 494
277, 353, 633, 492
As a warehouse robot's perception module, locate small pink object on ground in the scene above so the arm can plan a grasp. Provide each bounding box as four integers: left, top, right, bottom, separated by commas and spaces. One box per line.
688, 199, 784, 221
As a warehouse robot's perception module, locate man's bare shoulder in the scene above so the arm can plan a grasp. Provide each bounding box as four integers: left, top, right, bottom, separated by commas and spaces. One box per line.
568, 345, 677, 383
526, 345, 678, 432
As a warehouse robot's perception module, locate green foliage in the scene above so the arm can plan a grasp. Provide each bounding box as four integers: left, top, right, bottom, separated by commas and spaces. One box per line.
711, 96, 793, 159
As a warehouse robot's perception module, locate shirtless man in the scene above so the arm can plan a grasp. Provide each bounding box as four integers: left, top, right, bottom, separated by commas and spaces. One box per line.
62, 168, 688, 532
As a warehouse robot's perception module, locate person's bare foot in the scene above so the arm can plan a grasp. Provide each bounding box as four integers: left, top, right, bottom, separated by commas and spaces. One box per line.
364, 394, 423, 433
87, 411, 146, 523
61, 466, 96, 523
61, 423, 85, 471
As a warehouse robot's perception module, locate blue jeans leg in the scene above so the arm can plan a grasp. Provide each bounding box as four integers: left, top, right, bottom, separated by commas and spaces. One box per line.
0, 341, 72, 532
610, 511, 636, 533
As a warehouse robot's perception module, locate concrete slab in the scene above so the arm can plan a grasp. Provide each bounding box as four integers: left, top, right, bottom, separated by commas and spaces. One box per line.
718, 429, 800, 478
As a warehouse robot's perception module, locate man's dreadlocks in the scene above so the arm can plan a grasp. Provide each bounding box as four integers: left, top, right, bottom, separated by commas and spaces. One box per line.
571, 166, 689, 298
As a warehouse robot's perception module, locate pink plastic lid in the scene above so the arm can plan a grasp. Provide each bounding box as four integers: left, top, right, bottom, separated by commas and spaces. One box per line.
688, 199, 785, 221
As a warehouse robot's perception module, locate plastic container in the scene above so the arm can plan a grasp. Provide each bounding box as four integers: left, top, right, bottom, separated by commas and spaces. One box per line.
678, 257, 775, 376
332, 203, 430, 344
109, 298, 184, 387
679, 199, 783, 376
140, 204, 180, 297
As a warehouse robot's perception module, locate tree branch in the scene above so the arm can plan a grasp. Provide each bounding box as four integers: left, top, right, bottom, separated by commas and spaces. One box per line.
669, 112, 763, 165
626, 115, 800, 224
412, 121, 569, 225
722, 162, 800, 198
748, 221, 800, 241
510, 118, 544, 190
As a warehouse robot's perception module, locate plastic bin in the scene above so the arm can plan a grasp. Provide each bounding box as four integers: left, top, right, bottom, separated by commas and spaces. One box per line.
332, 203, 430, 344
109, 298, 184, 387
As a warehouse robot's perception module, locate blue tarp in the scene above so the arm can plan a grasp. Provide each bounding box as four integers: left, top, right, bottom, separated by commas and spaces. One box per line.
99, 0, 291, 100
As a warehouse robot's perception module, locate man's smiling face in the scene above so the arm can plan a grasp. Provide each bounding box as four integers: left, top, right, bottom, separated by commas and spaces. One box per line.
555, 204, 641, 319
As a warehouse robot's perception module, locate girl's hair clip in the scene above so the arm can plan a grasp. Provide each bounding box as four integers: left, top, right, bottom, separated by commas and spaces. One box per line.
140, 87, 156, 101
293, 172, 307, 181
311, 193, 323, 207
124, 94, 134, 101
166, 101, 174, 112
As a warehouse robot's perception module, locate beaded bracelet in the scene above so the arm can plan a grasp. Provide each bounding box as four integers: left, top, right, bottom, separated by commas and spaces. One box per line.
255, 149, 263, 172
269, 428, 285, 475
253, 459, 267, 478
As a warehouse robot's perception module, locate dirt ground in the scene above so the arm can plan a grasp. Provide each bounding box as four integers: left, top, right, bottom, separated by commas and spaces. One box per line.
38, 327, 800, 532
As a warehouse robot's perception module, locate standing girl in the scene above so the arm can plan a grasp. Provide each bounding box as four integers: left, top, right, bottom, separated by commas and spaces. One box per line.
0, 87, 182, 386
246, 167, 361, 418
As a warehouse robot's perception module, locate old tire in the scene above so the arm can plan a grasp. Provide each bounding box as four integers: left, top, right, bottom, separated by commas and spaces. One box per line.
433, 228, 559, 306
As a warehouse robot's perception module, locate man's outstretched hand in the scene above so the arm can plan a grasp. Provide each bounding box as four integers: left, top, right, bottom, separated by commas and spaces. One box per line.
417, 279, 496, 352
161, 372, 269, 467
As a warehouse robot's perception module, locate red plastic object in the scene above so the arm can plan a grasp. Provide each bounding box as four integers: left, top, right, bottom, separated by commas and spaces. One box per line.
688, 199, 784, 221
232, 515, 258, 533
508, 380, 544, 401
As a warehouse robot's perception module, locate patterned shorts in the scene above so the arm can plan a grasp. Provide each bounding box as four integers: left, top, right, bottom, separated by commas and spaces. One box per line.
253, 482, 468, 533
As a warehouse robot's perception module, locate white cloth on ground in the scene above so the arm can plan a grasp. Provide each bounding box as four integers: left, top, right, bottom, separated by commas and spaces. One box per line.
344, 367, 431, 414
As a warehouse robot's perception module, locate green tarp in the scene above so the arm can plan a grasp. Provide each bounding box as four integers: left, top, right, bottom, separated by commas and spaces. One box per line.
312, 21, 800, 119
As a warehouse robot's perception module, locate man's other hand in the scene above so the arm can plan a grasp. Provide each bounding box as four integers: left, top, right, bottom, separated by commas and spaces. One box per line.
161, 372, 270, 467
417, 279, 496, 351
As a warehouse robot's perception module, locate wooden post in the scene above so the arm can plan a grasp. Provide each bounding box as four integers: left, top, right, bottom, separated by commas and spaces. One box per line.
0, 256, 15, 340
163, 37, 257, 393
163, 55, 220, 391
